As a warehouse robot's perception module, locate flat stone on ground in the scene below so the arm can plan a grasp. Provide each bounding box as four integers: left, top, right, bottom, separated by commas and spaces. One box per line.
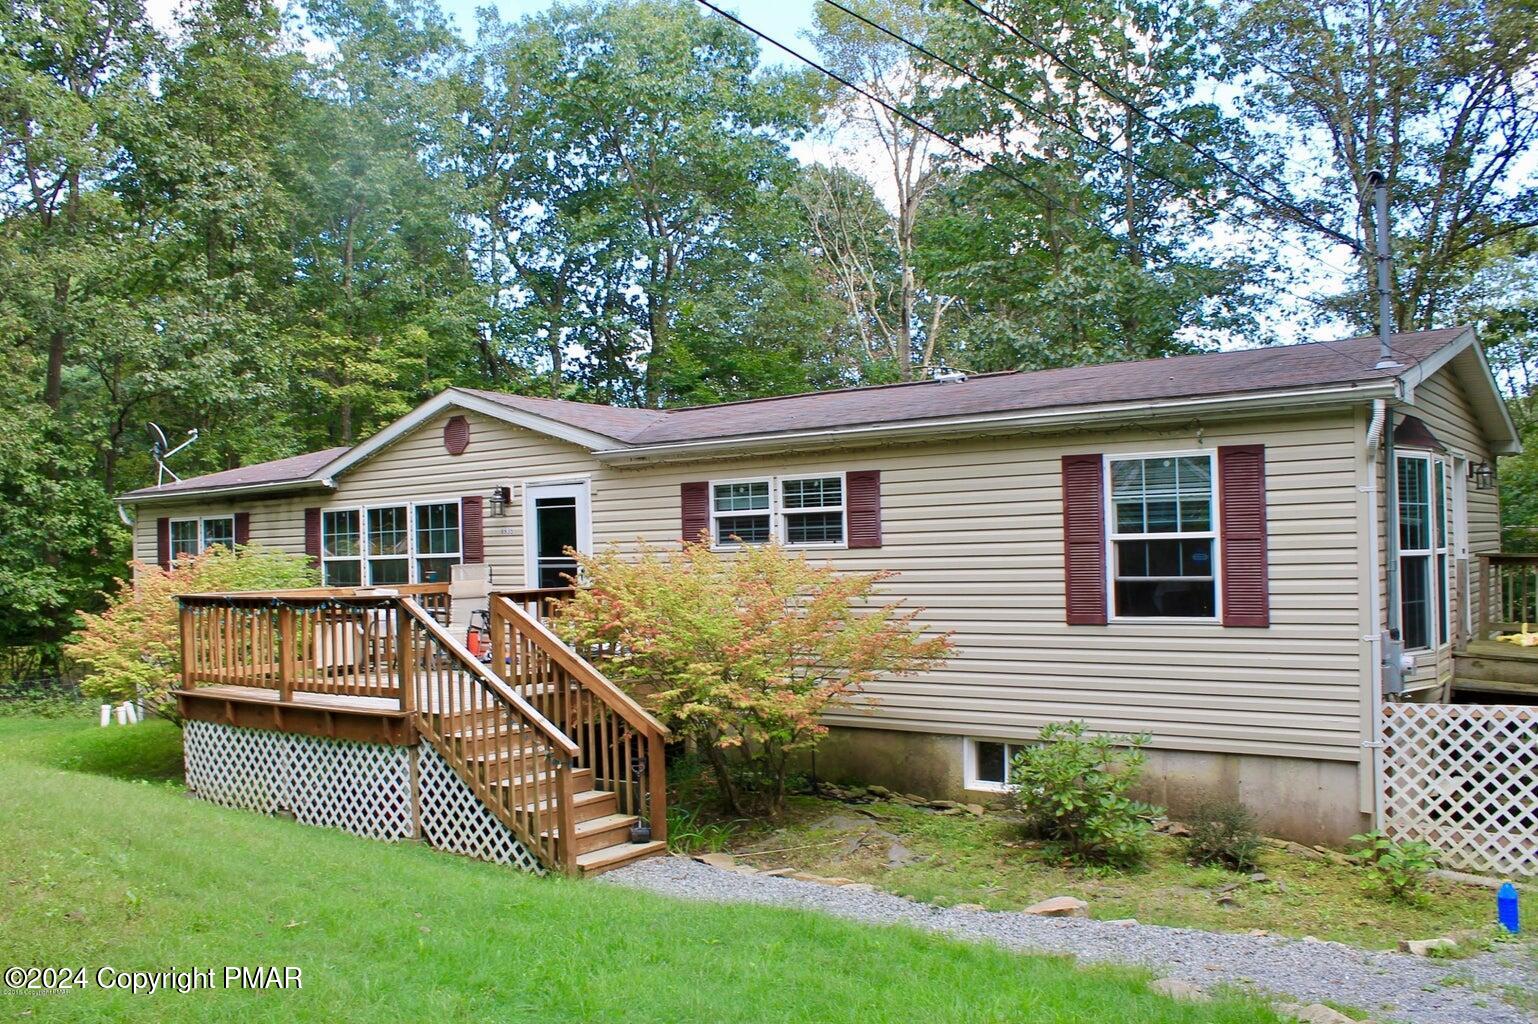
1150, 978, 1210, 1003
1022, 895, 1088, 918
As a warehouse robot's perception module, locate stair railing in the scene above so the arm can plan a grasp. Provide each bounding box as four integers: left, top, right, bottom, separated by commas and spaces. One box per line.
398, 598, 582, 873
488, 595, 669, 844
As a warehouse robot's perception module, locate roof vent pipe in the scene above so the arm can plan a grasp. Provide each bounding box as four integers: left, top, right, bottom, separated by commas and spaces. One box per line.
1367, 169, 1402, 371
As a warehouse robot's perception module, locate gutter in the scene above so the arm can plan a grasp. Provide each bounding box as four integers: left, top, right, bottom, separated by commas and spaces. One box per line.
1362, 399, 1388, 829
593, 381, 1401, 465
115, 477, 336, 508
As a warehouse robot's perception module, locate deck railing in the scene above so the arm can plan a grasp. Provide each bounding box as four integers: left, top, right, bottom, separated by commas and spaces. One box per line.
177, 582, 659, 873
488, 592, 669, 844
399, 598, 581, 870
179, 587, 451, 701
1475, 554, 1538, 641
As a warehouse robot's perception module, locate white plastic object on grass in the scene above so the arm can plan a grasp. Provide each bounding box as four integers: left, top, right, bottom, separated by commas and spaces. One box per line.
100, 704, 112, 727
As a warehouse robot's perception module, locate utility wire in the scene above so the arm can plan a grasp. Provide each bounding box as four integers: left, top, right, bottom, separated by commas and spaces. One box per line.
692, 0, 1109, 237
696, 0, 1402, 374
950, 0, 1361, 251
816, 0, 1361, 284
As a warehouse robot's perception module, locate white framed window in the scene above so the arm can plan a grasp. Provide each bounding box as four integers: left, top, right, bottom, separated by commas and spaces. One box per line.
964, 738, 1028, 792
1396, 452, 1452, 651
321, 509, 362, 586
709, 473, 847, 549
168, 515, 236, 560
322, 503, 462, 587
1106, 452, 1218, 620
413, 501, 460, 583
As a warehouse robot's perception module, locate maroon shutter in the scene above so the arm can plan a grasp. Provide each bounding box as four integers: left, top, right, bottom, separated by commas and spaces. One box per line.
1218, 444, 1270, 627
681, 482, 709, 544
846, 470, 882, 548
233, 512, 251, 547
304, 507, 322, 568
156, 517, 171, 569
461, 496, 485, 564
1061, 454, 1107, 625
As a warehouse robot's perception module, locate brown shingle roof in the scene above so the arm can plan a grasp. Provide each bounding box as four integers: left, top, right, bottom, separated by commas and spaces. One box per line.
118, 446, 349, 500
616, 328, 1461, 445
119, 327, 1471, 501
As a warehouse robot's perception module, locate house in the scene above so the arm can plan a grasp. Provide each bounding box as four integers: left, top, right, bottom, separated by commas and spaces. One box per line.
118, 326, 1524, 852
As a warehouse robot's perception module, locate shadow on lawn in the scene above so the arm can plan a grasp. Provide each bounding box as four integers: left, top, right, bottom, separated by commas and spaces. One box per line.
9, 716, 186, 785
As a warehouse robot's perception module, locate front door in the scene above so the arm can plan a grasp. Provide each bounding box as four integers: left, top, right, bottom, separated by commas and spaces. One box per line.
523, 481, 590, 588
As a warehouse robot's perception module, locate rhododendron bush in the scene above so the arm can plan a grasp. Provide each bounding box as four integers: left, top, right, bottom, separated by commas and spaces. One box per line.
552, 541, 952, 815
67, 545, 318, 722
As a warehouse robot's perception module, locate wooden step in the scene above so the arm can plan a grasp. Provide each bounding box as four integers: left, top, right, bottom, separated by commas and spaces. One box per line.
487, 766, 594, 791
542, 812, 641, 856
1451, 675, 1538, 698
514, 788, 617, 823
576, 839, 667, 876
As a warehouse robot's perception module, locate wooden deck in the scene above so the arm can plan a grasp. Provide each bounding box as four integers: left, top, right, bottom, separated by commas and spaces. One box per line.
1453, 639, 1538, 701
175, 587, 670, 875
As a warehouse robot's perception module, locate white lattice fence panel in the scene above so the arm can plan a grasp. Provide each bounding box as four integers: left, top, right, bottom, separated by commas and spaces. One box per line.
1380, 702, 1538, 877
417, 743, 542, 874
184, 721, 414, 842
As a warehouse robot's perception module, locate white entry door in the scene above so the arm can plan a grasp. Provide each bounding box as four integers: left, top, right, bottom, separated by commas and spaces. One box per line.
523, 481, 591, 588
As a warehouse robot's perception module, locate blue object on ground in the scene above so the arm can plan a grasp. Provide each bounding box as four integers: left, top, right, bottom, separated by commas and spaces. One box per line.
1497, 881, 1520, 934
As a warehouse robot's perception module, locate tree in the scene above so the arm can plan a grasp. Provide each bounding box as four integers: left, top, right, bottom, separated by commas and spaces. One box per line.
552, 541, 953, 815
804, 0, 956, 378
464, 0, 821, 407
67, 545, 319, 722
1229, 0, 1538, 331
917, 0, 1263, 368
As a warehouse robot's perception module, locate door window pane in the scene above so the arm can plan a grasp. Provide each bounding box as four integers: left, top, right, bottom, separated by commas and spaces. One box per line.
534, 496, 578, 587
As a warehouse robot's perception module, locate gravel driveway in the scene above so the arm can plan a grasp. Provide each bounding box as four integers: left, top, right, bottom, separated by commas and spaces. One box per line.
604, 856, 1536, 1024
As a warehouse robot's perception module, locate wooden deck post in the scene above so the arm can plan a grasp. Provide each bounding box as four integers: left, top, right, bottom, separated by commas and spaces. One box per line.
1477, 555, 1490, 641
276, 605, 296, 703
179, 601, 195, 690
647, 729, 667, 844
395, 602, 416, 715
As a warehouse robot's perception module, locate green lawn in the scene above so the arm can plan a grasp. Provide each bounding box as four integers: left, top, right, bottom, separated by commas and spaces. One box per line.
0, 717, 1281, 1024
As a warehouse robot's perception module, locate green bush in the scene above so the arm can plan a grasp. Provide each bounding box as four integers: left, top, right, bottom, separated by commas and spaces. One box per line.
1009, 721, 1156, 869
1185, 800, 1263, 871
1349, 830, 1440, 902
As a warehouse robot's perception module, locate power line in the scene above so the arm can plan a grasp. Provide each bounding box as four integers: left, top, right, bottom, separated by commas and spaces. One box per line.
697, 0, 1403, 375
815, 0, 1361, 284
691, 0, 1110, 237
949, 0, 1361, 252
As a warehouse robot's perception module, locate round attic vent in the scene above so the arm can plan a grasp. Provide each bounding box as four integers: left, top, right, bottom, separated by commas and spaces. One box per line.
443, 415, 470, 455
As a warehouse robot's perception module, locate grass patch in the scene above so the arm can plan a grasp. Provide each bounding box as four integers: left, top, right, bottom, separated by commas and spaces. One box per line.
0, 718, 1283, 1023
717, 794, 1538, 949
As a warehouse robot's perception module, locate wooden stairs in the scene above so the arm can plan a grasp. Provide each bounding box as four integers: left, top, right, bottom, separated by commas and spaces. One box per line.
450, 717, 666, 875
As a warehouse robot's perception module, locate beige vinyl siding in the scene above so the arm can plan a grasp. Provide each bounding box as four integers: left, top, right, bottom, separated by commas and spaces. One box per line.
130, 495, 310, 563
130, 406, 1371, 765
1375, 365, 1501, 691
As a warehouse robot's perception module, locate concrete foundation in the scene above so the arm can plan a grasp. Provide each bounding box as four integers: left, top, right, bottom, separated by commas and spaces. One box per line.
812, 725, 1369, 847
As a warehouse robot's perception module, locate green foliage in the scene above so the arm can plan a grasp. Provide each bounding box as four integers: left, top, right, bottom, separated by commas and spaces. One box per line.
1349, 830, 1440, 903
1185, 801, 1263, 872
666, 804, 742, 855
553, 540, 952, 815
1009, 721, 1156, 869
66, 545, 318, 722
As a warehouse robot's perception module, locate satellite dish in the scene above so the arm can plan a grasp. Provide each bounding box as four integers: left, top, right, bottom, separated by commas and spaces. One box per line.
148, 422, 199, 485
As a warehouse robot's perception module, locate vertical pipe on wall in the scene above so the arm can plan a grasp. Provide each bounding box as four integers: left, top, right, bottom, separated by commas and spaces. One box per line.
1364, 399, 1388, 829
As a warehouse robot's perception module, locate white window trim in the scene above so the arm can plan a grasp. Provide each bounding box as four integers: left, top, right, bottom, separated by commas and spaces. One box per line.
708, 472, 849, 551
168, 514, 236, 559
1395, 451, 1453, 652
1103, 449, 1222, 624
962, 737, 1025, 793
320, 501, 463, 587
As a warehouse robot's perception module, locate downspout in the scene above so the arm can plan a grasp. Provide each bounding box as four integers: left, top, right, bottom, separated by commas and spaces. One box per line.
1364, 399, 1387, 828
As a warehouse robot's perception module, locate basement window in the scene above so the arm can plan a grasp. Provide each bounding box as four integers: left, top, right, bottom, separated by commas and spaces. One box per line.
965, 738, 1027, 792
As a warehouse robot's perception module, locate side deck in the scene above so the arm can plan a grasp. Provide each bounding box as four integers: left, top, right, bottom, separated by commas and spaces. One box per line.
174, 586, 669, 875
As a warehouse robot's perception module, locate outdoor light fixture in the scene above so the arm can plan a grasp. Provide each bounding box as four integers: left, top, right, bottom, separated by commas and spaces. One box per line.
488, 485, 512, 517
1468, 461, 1495, 491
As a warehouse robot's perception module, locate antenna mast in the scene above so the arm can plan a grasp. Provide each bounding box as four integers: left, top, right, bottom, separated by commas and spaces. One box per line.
1367, 169, 1400, 370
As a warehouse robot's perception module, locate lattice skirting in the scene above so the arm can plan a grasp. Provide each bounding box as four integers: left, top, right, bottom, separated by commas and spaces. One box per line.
1380, 702, 1538, 878
417, 744, 541, 874
183, 722, 538, 872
